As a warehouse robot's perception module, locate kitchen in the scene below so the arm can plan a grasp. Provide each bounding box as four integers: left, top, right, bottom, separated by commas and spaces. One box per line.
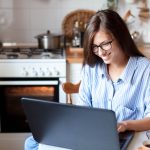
0, 0, 150, 150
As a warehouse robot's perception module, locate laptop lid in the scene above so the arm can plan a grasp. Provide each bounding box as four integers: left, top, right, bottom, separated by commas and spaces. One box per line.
21, 97, 121, 150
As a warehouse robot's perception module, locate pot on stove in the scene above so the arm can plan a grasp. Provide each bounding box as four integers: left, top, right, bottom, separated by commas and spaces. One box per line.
35, 30, 64, 49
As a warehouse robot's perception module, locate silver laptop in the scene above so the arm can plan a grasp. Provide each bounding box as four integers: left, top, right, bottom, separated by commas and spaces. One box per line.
21, 97, 134, 150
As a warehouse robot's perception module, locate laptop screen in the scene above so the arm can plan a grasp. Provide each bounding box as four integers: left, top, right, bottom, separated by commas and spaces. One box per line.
21, 97, 133, 150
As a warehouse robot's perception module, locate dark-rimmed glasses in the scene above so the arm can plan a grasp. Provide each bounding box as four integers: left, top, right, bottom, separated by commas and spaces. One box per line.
92, 40, 113, 54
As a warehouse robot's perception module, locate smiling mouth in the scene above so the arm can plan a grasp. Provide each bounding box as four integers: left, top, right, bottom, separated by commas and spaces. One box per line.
102, 52, 111, 57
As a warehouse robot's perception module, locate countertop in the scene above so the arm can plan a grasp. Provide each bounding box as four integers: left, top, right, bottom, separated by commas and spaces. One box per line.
66, 48, 83, 64
38, 131, 148, 150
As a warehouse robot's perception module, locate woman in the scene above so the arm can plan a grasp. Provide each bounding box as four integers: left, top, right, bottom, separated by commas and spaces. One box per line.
77, 9, 150, 132
24, 9, 150, 150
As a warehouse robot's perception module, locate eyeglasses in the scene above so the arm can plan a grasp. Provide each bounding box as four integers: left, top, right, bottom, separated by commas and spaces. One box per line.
92, 40, 113, 54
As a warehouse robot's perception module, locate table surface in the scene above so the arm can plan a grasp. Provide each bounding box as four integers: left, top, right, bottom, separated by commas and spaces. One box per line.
127, 131, 148, 150
38, 131, 148, 150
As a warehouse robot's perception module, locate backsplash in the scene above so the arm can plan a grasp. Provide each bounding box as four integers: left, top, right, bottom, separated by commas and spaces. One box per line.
0, 0, 150, 44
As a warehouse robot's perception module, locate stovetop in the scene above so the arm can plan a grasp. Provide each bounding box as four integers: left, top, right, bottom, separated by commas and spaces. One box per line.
0, 48, 65, 59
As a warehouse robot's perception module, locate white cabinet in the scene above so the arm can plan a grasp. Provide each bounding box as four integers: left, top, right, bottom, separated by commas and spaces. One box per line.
67, 63, 82, 83
67, 62, 82, 104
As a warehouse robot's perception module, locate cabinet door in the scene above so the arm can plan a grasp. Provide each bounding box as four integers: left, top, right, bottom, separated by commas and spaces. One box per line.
67, 63, 82, 104
67, 63, 82, 82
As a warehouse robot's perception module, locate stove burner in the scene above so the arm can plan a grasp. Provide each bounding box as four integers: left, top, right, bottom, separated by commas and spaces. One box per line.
7, 53, 18, 59
41, 54, 51, 59
0, 48, 65, 59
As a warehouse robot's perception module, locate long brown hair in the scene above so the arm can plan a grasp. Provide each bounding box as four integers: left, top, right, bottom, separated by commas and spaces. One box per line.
83, 9, 144, 67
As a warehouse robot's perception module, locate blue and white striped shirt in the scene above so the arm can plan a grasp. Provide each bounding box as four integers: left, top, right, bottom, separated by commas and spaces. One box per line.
78, 57, 150, 122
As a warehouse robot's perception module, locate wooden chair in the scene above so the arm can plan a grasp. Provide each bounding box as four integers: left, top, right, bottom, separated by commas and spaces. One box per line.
62, 81, 81, 104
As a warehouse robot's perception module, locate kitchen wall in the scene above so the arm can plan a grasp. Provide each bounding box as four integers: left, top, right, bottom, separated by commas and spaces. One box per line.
0, 0, 150, 44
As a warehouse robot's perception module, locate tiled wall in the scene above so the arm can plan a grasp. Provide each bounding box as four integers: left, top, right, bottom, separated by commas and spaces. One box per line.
0, 0, 150, 44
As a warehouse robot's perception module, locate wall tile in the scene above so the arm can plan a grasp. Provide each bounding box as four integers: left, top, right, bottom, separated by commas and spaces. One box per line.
11, 9, 30, 29
0, 0, 31, 9
0, 0, 150, 43
0, 29, 31, 43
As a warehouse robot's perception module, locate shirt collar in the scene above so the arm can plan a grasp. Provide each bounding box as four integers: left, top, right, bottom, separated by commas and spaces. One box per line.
120, 57, 137, 83
97, 57, 138, 83
98, 63, 109, 79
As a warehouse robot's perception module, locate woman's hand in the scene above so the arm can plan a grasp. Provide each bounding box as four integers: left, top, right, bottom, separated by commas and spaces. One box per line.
117, 118, 150, 133
117, 121, 128, 132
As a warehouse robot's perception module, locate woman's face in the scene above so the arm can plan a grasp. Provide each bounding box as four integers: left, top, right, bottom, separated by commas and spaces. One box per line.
92, 29, 124, 65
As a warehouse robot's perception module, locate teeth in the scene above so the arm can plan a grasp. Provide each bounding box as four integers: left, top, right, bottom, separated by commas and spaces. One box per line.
103, 53, 110, 57
102, 52, 111, 58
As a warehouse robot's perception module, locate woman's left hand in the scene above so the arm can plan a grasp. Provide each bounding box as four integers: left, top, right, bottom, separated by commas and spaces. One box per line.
118, 118, 150, 133
117, 121, 128, 132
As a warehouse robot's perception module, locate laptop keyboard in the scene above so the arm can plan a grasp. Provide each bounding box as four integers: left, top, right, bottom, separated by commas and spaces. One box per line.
119, 131, 134, 150
119, 138, 127, 149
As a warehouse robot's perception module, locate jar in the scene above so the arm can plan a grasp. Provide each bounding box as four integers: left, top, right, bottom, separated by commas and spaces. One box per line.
125, 0, 136, 4
107, 0, 118, 10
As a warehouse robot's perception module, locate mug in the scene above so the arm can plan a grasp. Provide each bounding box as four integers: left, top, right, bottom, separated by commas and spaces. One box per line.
137, 140, 150, 150
143, 140, 150, 149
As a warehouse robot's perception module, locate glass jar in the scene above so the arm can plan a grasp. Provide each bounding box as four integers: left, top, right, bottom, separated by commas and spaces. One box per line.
107, 0, 118, 10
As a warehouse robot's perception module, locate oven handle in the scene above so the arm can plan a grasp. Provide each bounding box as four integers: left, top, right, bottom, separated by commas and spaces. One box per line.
0, 80, 59, 85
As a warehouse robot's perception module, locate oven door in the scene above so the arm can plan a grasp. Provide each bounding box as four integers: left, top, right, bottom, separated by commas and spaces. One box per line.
0, 78, 59, 133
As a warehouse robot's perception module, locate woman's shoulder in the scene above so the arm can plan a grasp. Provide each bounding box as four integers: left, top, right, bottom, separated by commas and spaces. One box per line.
134, 56, 150, 73
136, 56, 150, 66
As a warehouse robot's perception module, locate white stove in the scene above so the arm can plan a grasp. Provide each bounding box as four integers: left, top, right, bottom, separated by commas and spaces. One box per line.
0, 48, 66, 78
0, 47, 67, 150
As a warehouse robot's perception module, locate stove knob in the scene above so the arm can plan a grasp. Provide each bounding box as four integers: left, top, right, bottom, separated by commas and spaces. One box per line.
40, 68, 45, 76
25, 71, 29, 76
49, 71, 52, 76
32, 68, 38, 76
42, 72, 45, 76
46, 68, 52, 76
53, 67, 60, 76
56, 70, 60, 75
23, 67, 29, 76
34, 71, 38, 76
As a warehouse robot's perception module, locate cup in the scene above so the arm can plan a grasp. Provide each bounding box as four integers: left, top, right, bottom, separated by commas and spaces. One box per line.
143, 140, 150, 149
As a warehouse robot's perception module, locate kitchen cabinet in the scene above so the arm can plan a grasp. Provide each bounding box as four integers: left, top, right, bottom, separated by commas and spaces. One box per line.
66, 48, 83, 104
66, 63, 82, 104
66, 48, 83, 82
67, 63, 82, 83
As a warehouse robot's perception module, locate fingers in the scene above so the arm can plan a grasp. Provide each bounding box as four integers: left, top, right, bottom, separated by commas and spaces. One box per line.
117, 121, 127, 132
117, 126, 122, 132
117, 124, 125, 132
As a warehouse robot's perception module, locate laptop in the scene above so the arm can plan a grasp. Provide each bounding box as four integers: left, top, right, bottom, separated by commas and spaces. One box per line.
21, 97, 134, 150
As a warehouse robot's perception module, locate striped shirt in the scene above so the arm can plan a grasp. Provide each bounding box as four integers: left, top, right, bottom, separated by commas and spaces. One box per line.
78, 57, 150, 122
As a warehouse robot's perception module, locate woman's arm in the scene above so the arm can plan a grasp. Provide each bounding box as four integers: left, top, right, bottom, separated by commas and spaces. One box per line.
117, 117, 150, 132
